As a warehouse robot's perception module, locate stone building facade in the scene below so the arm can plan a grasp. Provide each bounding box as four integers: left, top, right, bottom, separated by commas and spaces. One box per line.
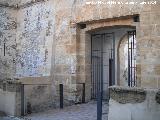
0, 0, 160, 116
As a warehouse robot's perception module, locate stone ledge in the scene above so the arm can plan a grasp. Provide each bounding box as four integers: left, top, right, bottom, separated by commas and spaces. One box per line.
109, 86, 147, 104
108, 86, 160, 120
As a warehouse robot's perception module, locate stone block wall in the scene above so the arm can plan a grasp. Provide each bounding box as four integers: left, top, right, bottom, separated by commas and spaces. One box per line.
138, 6, 160, 88
16, 0, 57, 113
0, 89, 16, 116
108, 86, 160, 120
0, 0, 160, 115
16, 0, 55, 77
0, 0, 57, 114
53, 0, 160, 104
0, 6, 17, 81
0, 81, 22, 116
24, 84, 54, 113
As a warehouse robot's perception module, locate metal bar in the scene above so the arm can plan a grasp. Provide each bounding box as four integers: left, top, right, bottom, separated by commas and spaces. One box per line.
91, 35, 93, 99
101, 34, 104, 99
96, 50, 99, 97
134, 60, 136, 86
97, 91, 102, 120
134, 31, 136, 86
94, 55, 95, 98
21, 84, 25, 116
94, 48, 95, 98
59, 84, 63, 109
95, 48, 97, 98
96, 51, 98, 98
128, 32, 131, 87
92, 54, 94, 98
109, 59, 112, 86
135, 31, 137, 86
82, 83, 85, 103
133, 31, 135, 86
112, 32, 116, 85
91, 35, 96, 99
133, 32, 134, 86
98, 52, 100, 94
131, 32, 133, 87
4, 43, 5, 56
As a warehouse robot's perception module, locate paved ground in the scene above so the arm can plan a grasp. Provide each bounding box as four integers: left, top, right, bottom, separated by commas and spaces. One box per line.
0, 117, 30, 120
26, 101, 108, 120
0, 101, 108, 120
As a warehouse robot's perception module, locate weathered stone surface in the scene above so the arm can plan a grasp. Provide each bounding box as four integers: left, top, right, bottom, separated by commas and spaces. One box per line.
118, 34, 128, 86
1, 0, 160, 116
24, 84, 54, 113
0, 7, 17, 81
0, 0, 21, 7
26, 101, 108, 120
108, 87, 160, 120
16, 1, 54, 77
110, 86, 146, 104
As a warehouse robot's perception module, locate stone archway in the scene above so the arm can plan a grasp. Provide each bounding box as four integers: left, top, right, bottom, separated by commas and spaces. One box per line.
117, 33, 129, 86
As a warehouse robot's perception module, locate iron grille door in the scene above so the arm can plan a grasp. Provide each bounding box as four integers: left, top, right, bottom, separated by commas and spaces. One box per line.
91, 34, 102, 99
128, 30, 137, 87
91, 33, 115, 99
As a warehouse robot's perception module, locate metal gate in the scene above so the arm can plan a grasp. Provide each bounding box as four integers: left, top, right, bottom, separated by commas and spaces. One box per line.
91, 33, 115, 100
128, 30, 137, 87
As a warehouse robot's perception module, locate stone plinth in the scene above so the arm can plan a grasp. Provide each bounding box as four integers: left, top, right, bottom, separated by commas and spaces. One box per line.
108, 86, 160, 120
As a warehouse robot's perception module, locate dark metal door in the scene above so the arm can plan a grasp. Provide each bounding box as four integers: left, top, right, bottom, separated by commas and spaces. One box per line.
91, 33, 115, 100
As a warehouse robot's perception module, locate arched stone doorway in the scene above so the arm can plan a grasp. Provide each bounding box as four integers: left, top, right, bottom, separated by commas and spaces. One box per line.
77, 16, 139, 102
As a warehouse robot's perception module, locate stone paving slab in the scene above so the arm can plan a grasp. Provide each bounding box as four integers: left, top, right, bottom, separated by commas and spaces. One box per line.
0, 101, 108, 120
0, 117, 30, 120
26, 101, 108, 120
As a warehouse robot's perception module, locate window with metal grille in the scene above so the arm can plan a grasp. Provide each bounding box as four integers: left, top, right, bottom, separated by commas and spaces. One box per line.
128, 30, 137, 87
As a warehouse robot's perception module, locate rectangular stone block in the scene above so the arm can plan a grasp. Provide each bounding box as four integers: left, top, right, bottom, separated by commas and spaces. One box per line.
155, 65, 160, 75
141, 76, 158, 88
